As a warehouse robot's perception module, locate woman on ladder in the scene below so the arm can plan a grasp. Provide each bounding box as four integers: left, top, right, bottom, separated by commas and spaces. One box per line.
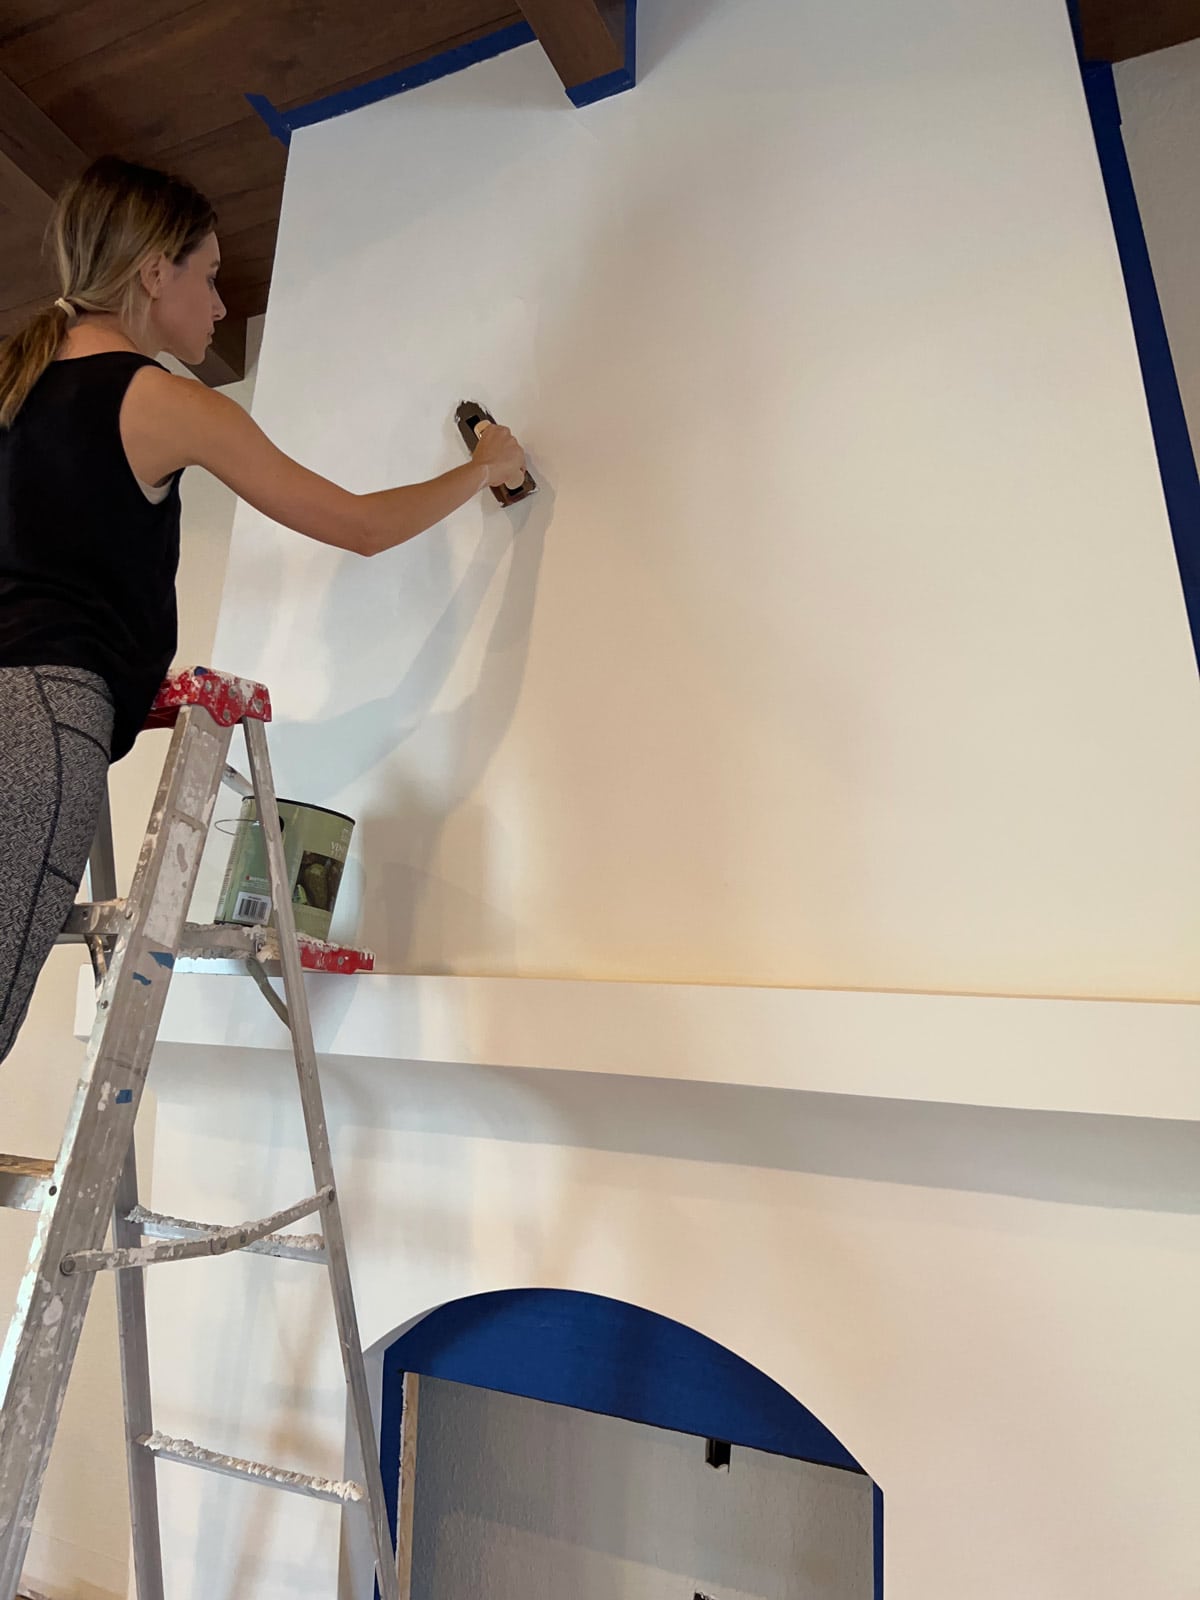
0, 154, 527, 1063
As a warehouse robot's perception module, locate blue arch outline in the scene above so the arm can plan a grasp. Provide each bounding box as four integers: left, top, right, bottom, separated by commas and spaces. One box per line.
379, 1287, 882, 1597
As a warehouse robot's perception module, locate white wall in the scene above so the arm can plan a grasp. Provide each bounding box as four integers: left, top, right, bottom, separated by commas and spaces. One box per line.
1116, 38, 1200, 474
411, 1376, 873, 1600
140, 1045, 1200, 1600
131, 5, 1200, 1600
0, 318, 262, 1600
210, 0, 1200, 1000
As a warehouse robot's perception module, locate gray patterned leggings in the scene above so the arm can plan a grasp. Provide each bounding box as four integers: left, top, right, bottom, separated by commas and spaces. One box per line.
0, 666, 113, 1065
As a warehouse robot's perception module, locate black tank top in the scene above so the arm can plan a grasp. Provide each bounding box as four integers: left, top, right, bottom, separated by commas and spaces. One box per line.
0, 351, 183, 761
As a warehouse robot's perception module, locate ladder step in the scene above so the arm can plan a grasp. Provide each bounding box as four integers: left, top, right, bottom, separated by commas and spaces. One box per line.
61, 1188, 333, 1275
0, 1155, 55, 1213
58, 911, 375, 973
128, 1205, 327, 1264
139, 1432, 366, 1505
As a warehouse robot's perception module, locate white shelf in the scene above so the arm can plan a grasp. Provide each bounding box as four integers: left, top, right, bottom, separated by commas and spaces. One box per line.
75, 968, 1200, 1122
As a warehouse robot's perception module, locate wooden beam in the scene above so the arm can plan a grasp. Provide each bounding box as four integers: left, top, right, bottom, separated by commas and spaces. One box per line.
186, 315, 248, 388
517, 0, 626, 90
1079, 0, 1200, 62
0, 68, 87, 226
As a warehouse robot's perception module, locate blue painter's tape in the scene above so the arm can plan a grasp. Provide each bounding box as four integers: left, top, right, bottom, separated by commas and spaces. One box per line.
567, 65, 636, 108
247, 22, 536, 146
150, 951, 175, 970
567, 0, 638, 108
116, 1089, 133, 1104
873, 1482, 885, 1600
131, 972, 151, 987
1072, 19, 1200, 672
377, 1287, 873, 1600
1065, 0, 1083, 55
245, 91, 291, 148
384, 1288, 861, 1470
377, 1376, 408, 1600
289, 22, 534, 131
249, 2, 638, 149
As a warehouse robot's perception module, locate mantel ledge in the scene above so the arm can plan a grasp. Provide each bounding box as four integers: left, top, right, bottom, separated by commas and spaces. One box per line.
74, 967, 1200, 1122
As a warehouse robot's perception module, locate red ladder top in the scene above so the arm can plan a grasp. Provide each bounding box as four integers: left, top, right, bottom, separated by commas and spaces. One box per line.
144, 666, 273, 731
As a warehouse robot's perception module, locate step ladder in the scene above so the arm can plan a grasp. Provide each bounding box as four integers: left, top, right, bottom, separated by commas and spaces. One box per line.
0, 666, 399, 1600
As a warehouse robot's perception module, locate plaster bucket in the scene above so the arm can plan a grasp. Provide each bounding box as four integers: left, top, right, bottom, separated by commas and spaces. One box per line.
215, 798, 355, 941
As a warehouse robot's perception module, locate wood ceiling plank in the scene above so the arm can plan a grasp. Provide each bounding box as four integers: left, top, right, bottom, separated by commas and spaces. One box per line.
13, 0, 519, 159
516, 0, 625, 88
0, 65, 87, 227
0, 0, 536, 369
266, 9, 525, 114
0, 0, 200, 85
152, 119, 286, 240
1079, 0, 1200, 61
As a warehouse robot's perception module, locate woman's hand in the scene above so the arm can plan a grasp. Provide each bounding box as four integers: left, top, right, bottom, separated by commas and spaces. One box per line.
473, 420, 527, 491
121, 365, 532, 557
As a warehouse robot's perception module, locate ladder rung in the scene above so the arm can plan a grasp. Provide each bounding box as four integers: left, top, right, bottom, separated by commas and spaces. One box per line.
140, 1432, 365, 1505
58, 900, 123, 942
128, 1205, 327, 1264
0, 1155, 55, 1213
59, 912, 375, 974
173, 924, 375, 974
60, 1187, 332, 1275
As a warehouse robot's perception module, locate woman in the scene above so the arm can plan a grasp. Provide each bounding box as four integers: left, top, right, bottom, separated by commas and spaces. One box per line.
0, 154, 526, 1063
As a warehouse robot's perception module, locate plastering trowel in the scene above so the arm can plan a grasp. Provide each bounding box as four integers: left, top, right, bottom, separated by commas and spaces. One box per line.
455, 399, 538, 506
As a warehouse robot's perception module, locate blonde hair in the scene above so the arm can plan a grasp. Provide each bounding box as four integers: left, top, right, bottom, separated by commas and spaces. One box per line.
0, 155, 216, 428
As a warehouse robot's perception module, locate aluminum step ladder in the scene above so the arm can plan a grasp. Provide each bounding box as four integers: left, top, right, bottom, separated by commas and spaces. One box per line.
0, 667, 398, 1600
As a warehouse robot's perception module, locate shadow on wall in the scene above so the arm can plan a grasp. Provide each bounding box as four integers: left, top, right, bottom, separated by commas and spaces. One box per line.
166, 1040, 1200, 1228
315, 1056, 1200, 1216
259, 82, 873, 984
184, 1086, 340, 1600
263, 474, 550, 967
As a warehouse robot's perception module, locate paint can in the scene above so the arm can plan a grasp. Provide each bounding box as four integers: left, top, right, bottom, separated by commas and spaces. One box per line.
215, 798, 355, 941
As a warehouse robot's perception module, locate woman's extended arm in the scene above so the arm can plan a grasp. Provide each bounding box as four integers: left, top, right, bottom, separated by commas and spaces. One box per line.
119, 366, 526, 557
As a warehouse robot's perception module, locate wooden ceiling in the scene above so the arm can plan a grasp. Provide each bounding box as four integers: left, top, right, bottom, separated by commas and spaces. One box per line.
0, 0, 1195, 389
1079, 0, 1200, 63
0, 0, 628, 384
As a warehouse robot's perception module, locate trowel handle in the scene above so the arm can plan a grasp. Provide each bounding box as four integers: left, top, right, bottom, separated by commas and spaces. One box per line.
455, 399, 538, 505
474, 420, 527, 495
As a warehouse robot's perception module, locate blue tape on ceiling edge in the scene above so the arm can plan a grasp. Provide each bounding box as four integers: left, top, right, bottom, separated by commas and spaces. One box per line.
568, 0, 638, 107
245, 92, 292, 149
246, 21, 536, 146
1071, 19, 1200, 672
248, 3, 638, 144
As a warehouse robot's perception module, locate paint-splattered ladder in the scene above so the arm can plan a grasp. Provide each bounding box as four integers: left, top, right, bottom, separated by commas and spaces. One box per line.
0, 668, 400, 1600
